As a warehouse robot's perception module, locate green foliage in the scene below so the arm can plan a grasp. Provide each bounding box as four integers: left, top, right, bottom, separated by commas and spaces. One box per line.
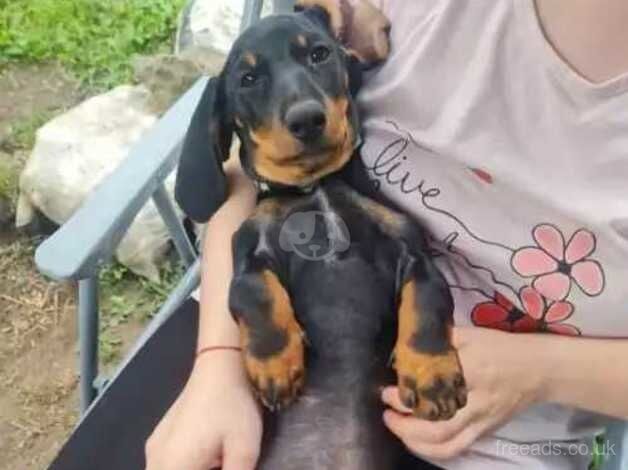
0, 157, 17, 201
0, 0, 186, 89
98, 260, 185, 363
4, 111, 55, 151
589, 434, 606, 470
99, 330, 124, 365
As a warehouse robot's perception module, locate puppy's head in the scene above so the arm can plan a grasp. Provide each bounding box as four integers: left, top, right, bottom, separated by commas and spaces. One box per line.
176, 0, 389, 222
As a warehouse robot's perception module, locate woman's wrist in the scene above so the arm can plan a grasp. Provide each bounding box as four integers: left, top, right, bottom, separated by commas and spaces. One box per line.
531, 334, 597, 405
503, 332, 554, 405
197, 310, 241, 346
505, 332, 628, 419
193, 345, 248, 383
519, 333, 577, 405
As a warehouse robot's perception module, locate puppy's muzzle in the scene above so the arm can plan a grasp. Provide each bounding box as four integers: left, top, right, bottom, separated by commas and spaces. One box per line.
285, 100, 327, 143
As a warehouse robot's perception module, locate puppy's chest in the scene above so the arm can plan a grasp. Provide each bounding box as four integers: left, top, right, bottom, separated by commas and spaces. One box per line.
266, 187, 401, 271
261, 188, 402, 351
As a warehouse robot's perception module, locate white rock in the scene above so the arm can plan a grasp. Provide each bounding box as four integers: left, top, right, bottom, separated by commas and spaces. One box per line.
176, 0, 274, 56
17, 85, 181, 281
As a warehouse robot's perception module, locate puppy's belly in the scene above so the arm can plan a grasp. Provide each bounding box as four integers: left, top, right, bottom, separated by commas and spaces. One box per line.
257, 358, 403, 470
257, 231, 405, 468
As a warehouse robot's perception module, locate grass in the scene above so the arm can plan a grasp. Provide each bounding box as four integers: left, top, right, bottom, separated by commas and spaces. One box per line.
0, 157, 18, 202
0, 111, 59, 209
98, 260, 184, 364
2, 111, 56, 152
0, 0, 186, 90
590, 434, 607, 470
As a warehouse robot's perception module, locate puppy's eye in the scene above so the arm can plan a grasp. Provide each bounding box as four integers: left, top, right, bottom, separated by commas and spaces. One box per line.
310, 45, 330, 64
241, 72, 258, 88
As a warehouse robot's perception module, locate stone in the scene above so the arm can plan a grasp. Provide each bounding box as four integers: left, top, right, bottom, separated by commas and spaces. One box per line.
16, 85, 181, 281
175, 0, 274, 57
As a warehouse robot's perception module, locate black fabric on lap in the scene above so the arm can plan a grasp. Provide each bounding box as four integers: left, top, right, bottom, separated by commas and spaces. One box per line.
46, 298, 443, 470
48, 299, 199, 470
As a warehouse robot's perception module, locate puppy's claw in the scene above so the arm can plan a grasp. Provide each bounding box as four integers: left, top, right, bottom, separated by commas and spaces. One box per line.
244, 330, 305, 411
401, 388, 417, 410
394, 346, 467, 421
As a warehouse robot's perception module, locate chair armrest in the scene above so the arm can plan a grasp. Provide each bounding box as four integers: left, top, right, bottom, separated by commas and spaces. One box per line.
35, 76, 210, 281
605, 420, 627, 470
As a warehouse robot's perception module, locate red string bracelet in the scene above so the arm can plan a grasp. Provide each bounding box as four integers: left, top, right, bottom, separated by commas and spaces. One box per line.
196, 346, 242, 359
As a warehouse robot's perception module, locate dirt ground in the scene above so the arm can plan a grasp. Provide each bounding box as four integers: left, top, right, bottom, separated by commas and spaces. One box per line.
0, 64, 79, 470
0, 64, 147, 470
0, 63, 84, 145
0, 233, 78, 470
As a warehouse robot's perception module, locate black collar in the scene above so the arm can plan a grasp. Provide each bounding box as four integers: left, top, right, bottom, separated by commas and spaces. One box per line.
252, 136, 363, 200
255, 179, 317, 199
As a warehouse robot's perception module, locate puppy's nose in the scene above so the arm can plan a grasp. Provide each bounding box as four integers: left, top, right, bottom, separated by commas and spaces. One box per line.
285, 100, 326, 142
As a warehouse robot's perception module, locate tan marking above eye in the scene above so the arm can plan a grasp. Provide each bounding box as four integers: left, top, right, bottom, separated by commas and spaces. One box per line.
297, 34, 307, 47
243, 51, 257, 67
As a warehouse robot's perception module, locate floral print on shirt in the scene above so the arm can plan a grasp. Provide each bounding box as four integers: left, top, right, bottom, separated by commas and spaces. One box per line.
511, 224, 605, 301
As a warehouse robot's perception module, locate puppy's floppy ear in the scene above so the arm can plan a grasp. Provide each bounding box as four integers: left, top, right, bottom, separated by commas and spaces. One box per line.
345, 50, 364, 95
175, 77, 233, 223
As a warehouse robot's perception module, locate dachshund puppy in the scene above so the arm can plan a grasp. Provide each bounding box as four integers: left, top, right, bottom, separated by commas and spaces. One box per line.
175, 2, 466, 468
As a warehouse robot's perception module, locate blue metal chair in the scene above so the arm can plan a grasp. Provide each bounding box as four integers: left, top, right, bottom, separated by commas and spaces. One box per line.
605, 420, 627, 470
35, 0, 627, 468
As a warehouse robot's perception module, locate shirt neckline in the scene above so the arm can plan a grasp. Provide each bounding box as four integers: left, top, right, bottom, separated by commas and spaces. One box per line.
516, 0, 628, 100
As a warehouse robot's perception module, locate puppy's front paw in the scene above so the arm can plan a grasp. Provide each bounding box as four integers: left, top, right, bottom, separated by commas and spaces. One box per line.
393, 346, 467, 421
243, 325, 305, 411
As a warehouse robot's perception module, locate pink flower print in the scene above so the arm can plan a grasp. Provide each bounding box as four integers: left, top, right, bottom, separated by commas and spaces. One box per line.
519, 286, 580, 336
511, 224, 605, 301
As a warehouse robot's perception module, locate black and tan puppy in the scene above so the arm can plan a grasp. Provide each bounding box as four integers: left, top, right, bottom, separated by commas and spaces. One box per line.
175, 2, 466, 468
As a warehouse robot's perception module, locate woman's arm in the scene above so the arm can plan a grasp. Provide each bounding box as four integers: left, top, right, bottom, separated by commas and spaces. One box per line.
197, 157, 257, 350
535, 333, 628, 418
146, 157, 262, 470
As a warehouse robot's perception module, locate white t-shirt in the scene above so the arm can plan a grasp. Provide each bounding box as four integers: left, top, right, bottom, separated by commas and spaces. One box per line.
357, 0, 628, 468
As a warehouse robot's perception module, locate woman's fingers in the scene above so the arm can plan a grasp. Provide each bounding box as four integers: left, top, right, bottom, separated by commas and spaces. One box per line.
145, 356, 263, 470
343, 0, 391, 63
382, 387, 482, 445
384, 409, 487, 461
411, 420, 486, 461
381, 386, 413, 413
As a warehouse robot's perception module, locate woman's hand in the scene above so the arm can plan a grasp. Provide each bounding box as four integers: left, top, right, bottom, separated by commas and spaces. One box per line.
145, 352, 262, 470
343, 0, 391, 63
381, 327, 546, 462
